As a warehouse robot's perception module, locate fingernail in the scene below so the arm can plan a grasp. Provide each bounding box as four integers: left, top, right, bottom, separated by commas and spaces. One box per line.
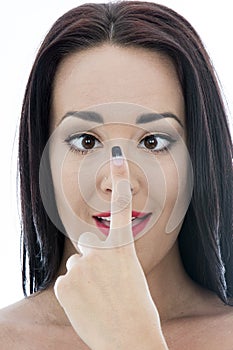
112, 146, 124, 166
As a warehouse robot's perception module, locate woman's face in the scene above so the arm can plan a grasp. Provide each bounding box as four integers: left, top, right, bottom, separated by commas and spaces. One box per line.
47, 44, 192, 273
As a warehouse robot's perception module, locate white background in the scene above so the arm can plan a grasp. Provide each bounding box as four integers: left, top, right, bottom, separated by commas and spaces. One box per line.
0, 0, 232, 309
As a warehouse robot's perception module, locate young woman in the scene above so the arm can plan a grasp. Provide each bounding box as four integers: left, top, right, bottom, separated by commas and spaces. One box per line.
1, 1, 233, 349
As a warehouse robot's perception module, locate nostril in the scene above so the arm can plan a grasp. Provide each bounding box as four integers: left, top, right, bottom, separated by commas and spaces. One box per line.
101, 175, 134, 194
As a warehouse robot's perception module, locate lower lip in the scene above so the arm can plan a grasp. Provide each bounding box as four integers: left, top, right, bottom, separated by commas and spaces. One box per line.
93, 214, 152, 238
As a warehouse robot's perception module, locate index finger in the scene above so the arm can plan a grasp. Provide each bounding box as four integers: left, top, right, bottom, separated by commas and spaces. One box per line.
105, 146, 134, 247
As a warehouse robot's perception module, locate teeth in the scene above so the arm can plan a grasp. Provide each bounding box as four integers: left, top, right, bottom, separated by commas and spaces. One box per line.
99, 217, 111, 222
97, 216, 136, 221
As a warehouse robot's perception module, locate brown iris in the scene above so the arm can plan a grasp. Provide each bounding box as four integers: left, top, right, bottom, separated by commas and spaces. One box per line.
82, 135, 96, 149
144, 135, 158, 149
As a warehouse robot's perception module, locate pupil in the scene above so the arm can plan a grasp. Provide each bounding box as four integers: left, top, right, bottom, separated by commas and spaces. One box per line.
145, 135, 157, 149
82, 135, 95, 149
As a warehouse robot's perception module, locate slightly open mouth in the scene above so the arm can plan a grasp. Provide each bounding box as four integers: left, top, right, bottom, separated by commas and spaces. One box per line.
94, 213, 151, 227
93, 212, 152, 237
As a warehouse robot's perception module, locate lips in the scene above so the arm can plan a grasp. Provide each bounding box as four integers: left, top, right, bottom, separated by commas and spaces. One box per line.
92, 211, 152, 237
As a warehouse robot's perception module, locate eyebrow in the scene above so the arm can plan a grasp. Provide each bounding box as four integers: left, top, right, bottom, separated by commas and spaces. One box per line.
60, 111, 103, 124
59, 110, 184, 128
136, 112, 183, 127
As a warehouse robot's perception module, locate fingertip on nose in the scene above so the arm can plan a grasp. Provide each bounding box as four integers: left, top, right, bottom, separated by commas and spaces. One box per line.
111, 146, 125, 167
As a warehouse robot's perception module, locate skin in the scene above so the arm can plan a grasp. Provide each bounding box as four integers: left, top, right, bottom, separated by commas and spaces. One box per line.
1, 44, 233, 349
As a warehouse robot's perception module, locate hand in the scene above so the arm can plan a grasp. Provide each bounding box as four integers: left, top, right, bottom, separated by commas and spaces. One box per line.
54, 147, 168, 350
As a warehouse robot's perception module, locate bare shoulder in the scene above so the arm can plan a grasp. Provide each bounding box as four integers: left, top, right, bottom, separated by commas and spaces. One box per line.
0, 324, 13, 350
0, 289, 57, 326
0, 295, 89, 350
163, 302, 233, 350
219, 306, 233, 340
0, 300, 25, 349
202, 305, 233, 349
0, 297, 38, 349
195, 294, 233, 347
0, 295, 40, 327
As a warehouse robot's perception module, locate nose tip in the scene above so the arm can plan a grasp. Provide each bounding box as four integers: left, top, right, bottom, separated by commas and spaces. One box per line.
100, 175, 135, 195
98, 153, 144, 197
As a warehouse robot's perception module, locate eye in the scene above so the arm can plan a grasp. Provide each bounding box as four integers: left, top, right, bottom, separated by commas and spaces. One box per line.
138, 134, 175, 153
65, 133, 102, 154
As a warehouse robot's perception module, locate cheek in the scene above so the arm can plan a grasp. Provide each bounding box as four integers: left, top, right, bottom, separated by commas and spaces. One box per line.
162, 149, 193, 234
58, 154, 95, 217
163, 158, 179, 209
49, 149, 85, 228
50, 155, 102, 243
142, 154, 178, 215
144, 149, 191, 235
61, 158, 82, 208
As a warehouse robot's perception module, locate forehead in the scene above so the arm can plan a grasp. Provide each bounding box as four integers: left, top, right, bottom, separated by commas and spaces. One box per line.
51, 44, 185, 128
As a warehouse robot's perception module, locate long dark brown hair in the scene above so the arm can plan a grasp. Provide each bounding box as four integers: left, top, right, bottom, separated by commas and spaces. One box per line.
19, 1, 233, 304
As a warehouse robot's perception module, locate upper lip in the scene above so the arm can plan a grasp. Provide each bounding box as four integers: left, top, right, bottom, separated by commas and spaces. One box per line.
93, 211, 151, 219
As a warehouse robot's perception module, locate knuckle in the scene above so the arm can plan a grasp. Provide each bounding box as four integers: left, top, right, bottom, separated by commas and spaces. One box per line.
54, 275, 69, 300
66, 253, 80, 271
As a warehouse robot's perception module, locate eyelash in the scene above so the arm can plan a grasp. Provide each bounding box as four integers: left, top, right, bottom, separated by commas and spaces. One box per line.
64, 133, 176, 155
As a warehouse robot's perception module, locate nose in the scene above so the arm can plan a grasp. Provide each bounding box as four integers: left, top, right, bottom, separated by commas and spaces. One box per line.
99, 163, 140, 196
